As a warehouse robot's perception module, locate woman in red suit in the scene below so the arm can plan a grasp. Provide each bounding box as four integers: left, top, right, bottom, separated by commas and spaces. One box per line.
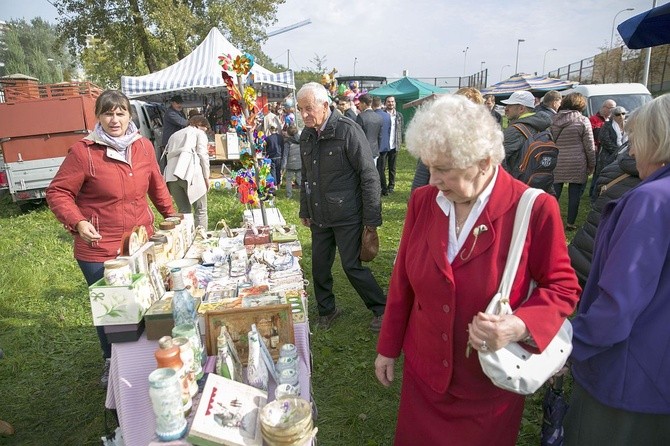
375, 94, 580, 446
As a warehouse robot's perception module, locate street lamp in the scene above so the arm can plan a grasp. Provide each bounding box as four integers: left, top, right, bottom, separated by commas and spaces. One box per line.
480, 61, 486, 71
500, 64, 511, 81
542, 48, 557, 74
610, 8, 634, 51
514, 39, 525, 75
462, 46, 469, 76
46, 58, 63, 82
353, 57, 358, 76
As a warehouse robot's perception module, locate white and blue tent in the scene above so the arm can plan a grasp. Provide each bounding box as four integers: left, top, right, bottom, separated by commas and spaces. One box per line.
121, 27, 294, 102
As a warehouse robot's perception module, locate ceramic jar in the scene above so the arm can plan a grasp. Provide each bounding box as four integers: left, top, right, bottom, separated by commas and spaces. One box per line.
278, 368, 299, 386
148, 368, 187, 441
103, 259, 133, 286
172, 323, 204, 380
274, 383, 300, 400
172, 336, 198, 397
154, 336, 192, 415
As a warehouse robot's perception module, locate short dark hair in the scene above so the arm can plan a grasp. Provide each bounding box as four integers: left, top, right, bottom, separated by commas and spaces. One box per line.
169, 95, 184, 103
95, 90, 131, 117
287, 125, 298, 136
358, 94, 372, 106
372, 96, 383, 107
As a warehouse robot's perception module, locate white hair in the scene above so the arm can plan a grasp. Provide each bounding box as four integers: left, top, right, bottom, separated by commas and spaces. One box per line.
297, 82, 330, 105
627, 93, 670, 165
405, 94, 505, 169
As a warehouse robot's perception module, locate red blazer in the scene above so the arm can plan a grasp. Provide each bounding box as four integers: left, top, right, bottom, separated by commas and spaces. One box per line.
377, 168, 580, 398
47, 136, 175, 262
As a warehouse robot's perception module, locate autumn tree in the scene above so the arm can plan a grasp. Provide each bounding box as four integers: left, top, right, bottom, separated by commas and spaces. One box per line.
53, 0, 285, 86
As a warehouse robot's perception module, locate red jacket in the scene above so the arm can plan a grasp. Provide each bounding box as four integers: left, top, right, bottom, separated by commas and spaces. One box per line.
46, 136, 175, 262
377, 169, 580, 398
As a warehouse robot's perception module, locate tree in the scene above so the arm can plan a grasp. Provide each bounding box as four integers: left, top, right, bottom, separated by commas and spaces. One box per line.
53, 0, 286, 85
0, 18, 72, 83
309, 53, 328, 73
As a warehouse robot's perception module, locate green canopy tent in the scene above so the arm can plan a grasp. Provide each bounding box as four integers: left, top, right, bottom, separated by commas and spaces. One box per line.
368, 76, 448, 130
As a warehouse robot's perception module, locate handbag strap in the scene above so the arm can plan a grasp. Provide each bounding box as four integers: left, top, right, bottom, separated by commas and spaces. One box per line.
497, 188, 545, 299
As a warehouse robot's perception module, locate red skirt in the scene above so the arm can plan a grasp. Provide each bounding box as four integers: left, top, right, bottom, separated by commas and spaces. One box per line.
394, 364, 526, 446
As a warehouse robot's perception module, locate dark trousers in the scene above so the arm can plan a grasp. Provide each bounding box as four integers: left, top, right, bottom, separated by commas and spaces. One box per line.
270, 157, 282, 186
387, 149, 398, 191
77, 259, 112, 359
553, 182, 585, 225
377, 152, 389, 194
310, 223, 386, 317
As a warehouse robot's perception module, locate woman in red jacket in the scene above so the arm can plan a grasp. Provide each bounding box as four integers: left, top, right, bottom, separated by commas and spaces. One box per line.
46, 90, 175, 387
374, 94, 580, 446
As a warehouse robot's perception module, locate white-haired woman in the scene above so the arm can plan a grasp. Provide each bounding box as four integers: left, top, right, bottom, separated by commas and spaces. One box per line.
565, 94, 670, 445
374, 94, 580, 446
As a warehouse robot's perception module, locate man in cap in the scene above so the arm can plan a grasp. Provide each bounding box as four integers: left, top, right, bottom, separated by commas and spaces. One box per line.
501, 90, 552, 173
160, 95, 189, 173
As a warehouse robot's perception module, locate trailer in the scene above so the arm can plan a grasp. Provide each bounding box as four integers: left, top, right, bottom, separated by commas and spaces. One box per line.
0, 78, 101, 206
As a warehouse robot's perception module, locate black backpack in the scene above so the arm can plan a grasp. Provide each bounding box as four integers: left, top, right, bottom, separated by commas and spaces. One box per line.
511, 123, 561, 192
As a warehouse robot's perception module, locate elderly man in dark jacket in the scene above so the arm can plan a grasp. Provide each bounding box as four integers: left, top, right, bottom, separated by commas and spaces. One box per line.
297, 82, 386, 332
568, 149, 640, 287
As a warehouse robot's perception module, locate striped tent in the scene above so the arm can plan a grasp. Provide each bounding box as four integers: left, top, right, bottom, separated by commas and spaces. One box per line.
121, 27, 294, 102
481, 73, 577, 98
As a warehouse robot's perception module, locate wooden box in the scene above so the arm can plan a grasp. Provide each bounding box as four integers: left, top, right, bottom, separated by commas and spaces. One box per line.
204, 304, 294, 364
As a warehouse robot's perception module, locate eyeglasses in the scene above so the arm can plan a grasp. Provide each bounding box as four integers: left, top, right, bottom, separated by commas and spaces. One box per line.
614, 113, 626, 116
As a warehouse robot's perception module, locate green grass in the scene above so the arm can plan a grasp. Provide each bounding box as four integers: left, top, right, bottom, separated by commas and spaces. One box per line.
0, 150, 590, 445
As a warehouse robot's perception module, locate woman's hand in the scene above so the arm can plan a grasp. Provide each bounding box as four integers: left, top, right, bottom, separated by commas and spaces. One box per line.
75, 220, 102, 245
300, 217, 311, 227
375, 354, 395, 387
468, 313, 528, 353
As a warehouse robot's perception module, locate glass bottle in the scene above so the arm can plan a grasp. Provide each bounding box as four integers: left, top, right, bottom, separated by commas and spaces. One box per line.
154, 336, 192, 416
170, 268, 197, 327
148, 368, 188, 441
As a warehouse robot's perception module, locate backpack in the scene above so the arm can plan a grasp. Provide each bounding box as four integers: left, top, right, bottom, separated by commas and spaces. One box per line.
511, 123, 561, 192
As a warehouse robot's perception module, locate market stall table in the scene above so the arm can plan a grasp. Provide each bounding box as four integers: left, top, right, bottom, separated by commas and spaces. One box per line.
105, 321, 312, 446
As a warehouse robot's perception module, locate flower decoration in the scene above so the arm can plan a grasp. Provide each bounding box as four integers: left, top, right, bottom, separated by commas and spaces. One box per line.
243, 86, 256, 109
233, 53, 255, 75
218, 54, 233, 71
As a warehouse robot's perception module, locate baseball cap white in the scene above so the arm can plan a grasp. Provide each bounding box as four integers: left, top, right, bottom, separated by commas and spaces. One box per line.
501, 91, 536, 108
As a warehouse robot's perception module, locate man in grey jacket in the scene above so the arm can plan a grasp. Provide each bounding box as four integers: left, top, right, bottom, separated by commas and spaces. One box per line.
297, 83, 386, 332
501, 90, 552, 173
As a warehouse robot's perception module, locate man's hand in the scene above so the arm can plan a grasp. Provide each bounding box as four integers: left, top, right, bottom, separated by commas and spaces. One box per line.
300, 217, 311, 227
375, 354, 395, 387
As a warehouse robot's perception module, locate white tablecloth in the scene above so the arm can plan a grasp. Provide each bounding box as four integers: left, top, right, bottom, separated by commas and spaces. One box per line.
105, 322, 312, 446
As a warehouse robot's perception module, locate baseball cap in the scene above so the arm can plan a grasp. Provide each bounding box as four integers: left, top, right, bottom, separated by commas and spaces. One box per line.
501, 91, 535, 108
169, 95, 184, 104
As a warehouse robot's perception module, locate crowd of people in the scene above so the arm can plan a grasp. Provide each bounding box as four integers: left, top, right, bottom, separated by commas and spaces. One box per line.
34, 80, 670, 445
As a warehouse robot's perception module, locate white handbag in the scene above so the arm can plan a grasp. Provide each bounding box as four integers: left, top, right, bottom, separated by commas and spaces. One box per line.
478, 188, 573, 395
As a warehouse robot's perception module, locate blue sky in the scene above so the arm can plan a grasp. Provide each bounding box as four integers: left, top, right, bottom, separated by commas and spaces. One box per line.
2, 0, 666, 84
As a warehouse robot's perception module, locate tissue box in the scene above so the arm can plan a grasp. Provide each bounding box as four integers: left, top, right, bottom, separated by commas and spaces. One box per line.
89, 274, 155, 326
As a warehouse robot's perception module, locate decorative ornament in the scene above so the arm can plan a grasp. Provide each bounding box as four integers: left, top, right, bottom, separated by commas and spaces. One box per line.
218, 54, 233, 71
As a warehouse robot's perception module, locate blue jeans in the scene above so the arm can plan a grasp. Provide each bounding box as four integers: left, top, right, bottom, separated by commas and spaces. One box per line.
77, 259, 112, 359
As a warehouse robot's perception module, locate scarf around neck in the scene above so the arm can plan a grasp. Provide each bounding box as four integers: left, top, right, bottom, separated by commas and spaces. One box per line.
94, 121, 140, 155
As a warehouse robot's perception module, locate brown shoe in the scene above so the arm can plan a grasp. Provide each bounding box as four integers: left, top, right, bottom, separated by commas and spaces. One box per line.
316, 308, 343, 330
369, 314, 383, 332
0, 420, 15, 436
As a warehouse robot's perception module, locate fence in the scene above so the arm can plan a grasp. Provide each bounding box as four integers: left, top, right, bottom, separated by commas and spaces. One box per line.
388, 70, 488, 92
548, 44, 670, 95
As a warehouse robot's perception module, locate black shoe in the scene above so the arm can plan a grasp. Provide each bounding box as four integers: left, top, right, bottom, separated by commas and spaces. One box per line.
388, 188, 394, 194
316, 308, 343, 330
381, 191, 389, 196
100, 358, 111, 388
369, 314, 383, 332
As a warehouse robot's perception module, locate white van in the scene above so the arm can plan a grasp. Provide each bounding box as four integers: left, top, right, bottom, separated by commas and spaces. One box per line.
562, 83, 652, 116
130, 100, 164, 148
